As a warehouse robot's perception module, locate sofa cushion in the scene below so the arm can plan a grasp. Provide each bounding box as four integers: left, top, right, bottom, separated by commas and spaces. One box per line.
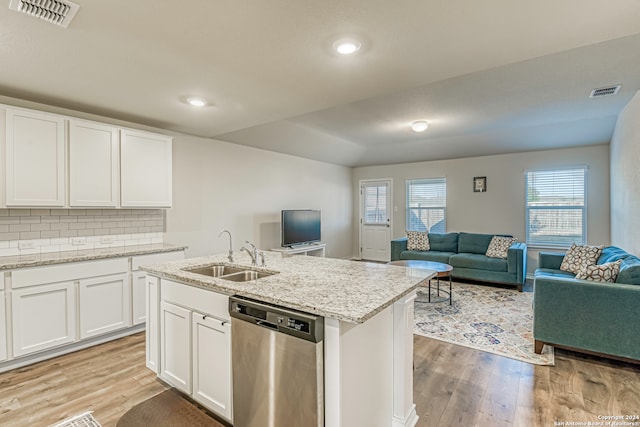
616, 255, 640, 285
400, 250, 454, 264
458, 232, 496, 255
407, 231, 430, 251
576, 260, 622, 283
449, 253, 508, 272
427, 232, 459, 253
486, 236, 517, 259
598, 246, 631, 264
534, 268, 575, 279
559, 243, 604, 274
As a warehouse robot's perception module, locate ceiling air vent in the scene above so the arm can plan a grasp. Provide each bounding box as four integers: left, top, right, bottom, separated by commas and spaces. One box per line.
8, 0, 80, 28
589, 85, 621, 98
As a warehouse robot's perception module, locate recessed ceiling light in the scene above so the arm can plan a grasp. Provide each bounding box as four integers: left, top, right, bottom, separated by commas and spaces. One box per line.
333, 38, 361, 55
411, 120, 429, 132
186, 97, 207, 107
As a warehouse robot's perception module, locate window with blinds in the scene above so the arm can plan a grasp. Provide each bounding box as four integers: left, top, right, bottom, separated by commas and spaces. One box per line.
406, 178, 446, 232
525, 167, 586, 247
362, 182, 388, 225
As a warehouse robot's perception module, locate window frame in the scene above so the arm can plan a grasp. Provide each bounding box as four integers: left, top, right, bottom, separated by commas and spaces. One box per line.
406, 177, 446, 233
525, 166, 587, 248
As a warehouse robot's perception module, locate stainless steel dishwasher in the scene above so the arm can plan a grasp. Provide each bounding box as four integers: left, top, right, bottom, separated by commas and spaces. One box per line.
229, 295, 324, 427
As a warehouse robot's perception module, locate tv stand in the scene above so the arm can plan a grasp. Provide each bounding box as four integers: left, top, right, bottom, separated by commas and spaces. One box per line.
272, 243, 326, 257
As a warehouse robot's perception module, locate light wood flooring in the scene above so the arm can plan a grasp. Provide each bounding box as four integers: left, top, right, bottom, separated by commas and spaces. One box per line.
1, 332, 639, 426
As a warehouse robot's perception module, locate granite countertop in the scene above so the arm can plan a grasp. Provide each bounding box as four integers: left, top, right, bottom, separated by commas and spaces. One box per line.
141, 251, 435, 323
0, 243, 188, 270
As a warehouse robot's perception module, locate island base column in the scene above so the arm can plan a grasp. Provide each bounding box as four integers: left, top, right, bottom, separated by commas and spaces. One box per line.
393, 290, 419, 427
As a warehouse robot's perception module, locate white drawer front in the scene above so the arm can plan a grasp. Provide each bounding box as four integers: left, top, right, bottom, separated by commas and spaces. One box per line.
161, 279, 229, 321
12, 258, 129, 289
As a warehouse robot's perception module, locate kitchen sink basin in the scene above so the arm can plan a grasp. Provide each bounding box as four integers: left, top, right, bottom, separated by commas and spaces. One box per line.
182, 264, 278, 282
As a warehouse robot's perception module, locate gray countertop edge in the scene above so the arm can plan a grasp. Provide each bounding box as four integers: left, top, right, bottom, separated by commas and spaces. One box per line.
0, 243, 188, 271
141, 266, 428, 324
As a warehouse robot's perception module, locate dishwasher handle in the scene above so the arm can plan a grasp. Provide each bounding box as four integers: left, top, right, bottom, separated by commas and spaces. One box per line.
256, 320, 278, 331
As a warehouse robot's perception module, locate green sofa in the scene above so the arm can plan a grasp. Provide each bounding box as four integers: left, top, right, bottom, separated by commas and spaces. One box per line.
390, 232, 527, 291
533, 247, 640, 361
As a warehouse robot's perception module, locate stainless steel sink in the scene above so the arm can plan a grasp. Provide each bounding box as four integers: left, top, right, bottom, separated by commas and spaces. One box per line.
182, 264, 277, 282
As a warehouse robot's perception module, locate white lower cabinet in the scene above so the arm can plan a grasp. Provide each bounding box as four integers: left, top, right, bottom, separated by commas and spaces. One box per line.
79, 273, 130, 339
157, 279, 232, 422
192, 313, 232, 420
132, 271, 147, 325
0, 291, 7, 362
160, 301, 192, 394
11, 281, 76, 357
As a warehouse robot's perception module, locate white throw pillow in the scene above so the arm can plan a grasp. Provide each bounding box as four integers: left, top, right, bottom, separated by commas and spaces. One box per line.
575, 260, 622, 282
407, 231, 430, 251
485, 236, 517, 259
560, 244, 604, 274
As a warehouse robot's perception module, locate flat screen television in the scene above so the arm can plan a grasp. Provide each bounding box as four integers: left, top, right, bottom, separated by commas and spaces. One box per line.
281, 209, 321, 247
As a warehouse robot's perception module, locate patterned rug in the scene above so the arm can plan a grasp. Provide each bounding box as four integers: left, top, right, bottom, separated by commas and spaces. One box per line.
413, 282, 554, 365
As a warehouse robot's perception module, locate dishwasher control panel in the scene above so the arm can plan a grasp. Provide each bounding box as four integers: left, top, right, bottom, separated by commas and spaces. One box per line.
229, 295, 323, 343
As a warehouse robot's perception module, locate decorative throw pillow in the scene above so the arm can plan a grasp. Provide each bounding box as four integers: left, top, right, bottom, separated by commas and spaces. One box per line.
575, 260, 622, 282
485, 236, 517, 259
407, 231, 430, 251
560, 243, 605, 274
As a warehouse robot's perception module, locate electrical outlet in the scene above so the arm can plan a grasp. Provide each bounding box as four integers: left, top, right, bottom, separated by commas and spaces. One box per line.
18, 241, 36, 250
71, 237, 87, 246
100, 236, 114, 244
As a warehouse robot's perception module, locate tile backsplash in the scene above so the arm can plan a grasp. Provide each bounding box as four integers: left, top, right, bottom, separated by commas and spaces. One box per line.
0, 208, 165, 256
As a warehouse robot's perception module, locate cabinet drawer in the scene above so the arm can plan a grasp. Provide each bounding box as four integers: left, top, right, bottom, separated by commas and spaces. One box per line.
132, 251, 184, 271
161, 279, 229, 321
12, 258, 129, 289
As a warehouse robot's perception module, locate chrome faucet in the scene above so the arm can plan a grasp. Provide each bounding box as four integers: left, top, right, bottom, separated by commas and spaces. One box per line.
218, 229, 234, 263
259, 251, 266, 267
241, 240, 258, 266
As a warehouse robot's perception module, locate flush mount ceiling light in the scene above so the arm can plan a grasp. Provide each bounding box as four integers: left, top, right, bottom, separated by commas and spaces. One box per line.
333, 38, 361, 55
186, 97, 207, 107
411, 120, 429, 132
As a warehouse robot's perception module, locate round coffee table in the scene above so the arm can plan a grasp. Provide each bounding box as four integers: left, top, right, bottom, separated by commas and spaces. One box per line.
387, 260, 453, 305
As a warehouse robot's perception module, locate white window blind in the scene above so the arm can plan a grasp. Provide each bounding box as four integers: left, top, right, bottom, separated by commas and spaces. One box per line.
525, 167, 586, 247
362, 182, 388, 225
406, 178, 446, 232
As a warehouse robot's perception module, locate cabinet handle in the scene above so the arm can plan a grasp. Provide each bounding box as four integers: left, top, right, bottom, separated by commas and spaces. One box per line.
221, 320, 226, 326
202, 314, 207, 320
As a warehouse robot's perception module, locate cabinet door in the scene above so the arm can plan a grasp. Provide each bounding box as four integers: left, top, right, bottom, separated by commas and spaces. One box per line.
160, 301, 191, 393
192, 313, 232, 421
0, 291, 6, 362
79, 273, 130, 339
12, 282, 76, 357
5, 108, 65, 206
69, 120, 119, 207
132, 271, 146, 325
120, 129, 172, 207
146, 276, 159, 372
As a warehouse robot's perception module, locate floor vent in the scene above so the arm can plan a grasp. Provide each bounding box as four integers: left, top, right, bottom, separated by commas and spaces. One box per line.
589, 85, 621, 98
8, 0, 80, 28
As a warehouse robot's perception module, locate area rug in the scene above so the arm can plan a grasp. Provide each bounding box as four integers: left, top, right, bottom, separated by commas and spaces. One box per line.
50, 411, 101, 427
413, 282, 554, 365
117, 389, 226, 427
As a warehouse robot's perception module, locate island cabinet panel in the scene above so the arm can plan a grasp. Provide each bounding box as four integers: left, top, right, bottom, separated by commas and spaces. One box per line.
68, 119, 119, 207
145, 276, 160, 373
5, 108, 66, 207
160, 300, 192, 394
192, 313, 232, 421
11, 281, 77, 357
79, 273, 130, 339
0, 291, 6, 362
120, 129, 172, 208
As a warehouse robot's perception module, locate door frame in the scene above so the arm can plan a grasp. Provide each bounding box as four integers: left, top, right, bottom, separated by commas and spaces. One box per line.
358, 178, 393, 261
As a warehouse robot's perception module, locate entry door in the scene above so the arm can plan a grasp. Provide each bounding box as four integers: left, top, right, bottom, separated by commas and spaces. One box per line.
360, 180, 392, 261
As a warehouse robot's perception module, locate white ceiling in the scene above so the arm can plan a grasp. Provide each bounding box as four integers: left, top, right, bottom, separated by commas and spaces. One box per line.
1, 0, 639, 167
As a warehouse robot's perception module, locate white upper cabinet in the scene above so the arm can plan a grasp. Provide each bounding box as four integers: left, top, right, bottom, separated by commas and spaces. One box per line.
5, 108, 66, 206
120, 129, 172, 208
69, 120, 119, 207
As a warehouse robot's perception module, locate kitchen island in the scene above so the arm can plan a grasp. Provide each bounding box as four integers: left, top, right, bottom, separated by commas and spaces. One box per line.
142, 251, 434, 427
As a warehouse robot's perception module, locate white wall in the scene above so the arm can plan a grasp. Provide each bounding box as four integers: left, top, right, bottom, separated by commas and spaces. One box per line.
165, 134, 353, 258
353, 145, 610, 273
610, 91, 640, 256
